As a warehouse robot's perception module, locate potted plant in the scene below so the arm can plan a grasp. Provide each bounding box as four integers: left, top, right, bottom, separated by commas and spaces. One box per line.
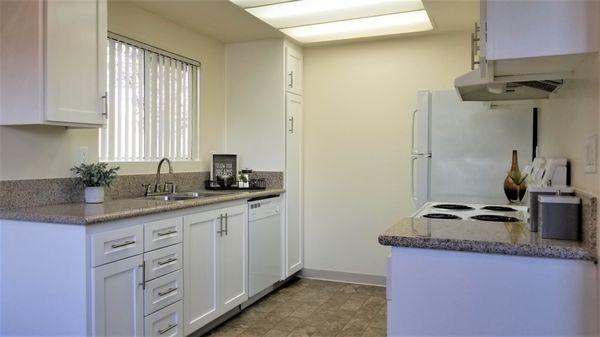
71, 162, 120, 204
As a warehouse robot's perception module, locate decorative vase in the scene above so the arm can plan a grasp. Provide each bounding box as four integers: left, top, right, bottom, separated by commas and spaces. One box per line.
503, 150, 527, 203
85, 186, 105, 204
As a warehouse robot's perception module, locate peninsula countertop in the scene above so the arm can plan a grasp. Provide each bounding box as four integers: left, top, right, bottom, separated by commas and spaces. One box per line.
378, 217, 596, 261
0, 189, 284, 225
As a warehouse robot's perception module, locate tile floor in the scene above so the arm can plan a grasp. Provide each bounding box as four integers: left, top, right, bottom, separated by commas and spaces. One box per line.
205, 278, 387, 337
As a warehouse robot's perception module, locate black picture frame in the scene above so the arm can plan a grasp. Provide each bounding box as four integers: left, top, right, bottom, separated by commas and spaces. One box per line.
211, 153, 237, 180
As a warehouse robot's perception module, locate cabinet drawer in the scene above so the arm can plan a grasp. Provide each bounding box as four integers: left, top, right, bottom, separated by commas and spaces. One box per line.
144, 244, 182, 281
145, 270, 183, 315
144, 218, 183, 252
92, 225, 143, 267
144, 301, 183, 337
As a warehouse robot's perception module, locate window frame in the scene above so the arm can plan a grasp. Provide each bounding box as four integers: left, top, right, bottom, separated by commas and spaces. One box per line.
101, 32, 201, 169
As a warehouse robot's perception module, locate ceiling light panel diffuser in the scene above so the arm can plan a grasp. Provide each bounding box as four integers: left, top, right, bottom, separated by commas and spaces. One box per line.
230, 0, 433, 44
230, 0, 291, 9
281, 10, 433, 43
245, 0, 425, 29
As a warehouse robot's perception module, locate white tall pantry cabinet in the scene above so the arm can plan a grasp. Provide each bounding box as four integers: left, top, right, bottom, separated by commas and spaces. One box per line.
285, 92, 303, 275
0, 0, 107, 126
226, 39, 304, 277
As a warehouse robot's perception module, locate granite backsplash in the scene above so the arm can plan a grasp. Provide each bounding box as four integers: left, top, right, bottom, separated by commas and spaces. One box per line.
0, 171, 283, 209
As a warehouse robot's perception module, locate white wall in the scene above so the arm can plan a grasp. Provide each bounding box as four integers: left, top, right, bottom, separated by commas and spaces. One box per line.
0, 1, 227, 180
537, 52, 600, 329
303, 32, 471, 277
539, 53, 599, 195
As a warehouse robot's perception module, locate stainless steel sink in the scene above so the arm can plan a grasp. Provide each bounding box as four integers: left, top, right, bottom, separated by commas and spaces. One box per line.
144, 191, 228, 201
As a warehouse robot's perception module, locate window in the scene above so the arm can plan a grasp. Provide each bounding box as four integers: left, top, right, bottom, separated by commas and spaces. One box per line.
100, 34, 199, 162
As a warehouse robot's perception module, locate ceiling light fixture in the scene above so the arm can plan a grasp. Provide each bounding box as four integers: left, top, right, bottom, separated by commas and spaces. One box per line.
230, 0, 434, 44
244, 0, 424, 28
280, 10, 433, 44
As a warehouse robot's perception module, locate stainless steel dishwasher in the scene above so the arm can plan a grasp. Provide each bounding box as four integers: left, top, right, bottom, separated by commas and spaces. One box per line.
248, 195, 282, 297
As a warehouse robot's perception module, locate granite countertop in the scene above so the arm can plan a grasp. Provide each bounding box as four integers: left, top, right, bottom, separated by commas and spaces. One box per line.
0, 189, 284, 225
379, 217, 597, 262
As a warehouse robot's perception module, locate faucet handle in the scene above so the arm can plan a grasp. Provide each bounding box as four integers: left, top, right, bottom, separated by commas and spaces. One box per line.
164, 182, 176, 194
142, 183, 154, 196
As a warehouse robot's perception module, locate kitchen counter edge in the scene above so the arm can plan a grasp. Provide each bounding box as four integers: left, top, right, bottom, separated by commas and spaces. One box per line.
378, 218, 597, 262
0, 189, 285, 225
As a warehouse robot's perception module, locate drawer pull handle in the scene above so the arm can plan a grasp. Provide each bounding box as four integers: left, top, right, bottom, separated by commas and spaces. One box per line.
158, 323, 177, 335
157, 257, 178, 266
158, 287, 177, 297
157, 230, 178, 237
111, 240, 135, 249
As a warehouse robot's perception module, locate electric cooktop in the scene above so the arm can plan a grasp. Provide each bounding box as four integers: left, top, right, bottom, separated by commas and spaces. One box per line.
415, 202, 528, 223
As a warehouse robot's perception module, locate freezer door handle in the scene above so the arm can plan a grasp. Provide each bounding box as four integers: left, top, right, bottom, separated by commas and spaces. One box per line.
410, 109, 418, 155
411, 156, 418, 203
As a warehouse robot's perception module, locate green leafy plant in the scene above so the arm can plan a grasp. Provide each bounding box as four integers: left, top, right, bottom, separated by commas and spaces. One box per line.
507, 170, 528, 186
71, 163, 120, 187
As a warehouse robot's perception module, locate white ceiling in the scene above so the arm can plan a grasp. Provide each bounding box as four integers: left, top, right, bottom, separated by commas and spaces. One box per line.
125, 0, 479, 45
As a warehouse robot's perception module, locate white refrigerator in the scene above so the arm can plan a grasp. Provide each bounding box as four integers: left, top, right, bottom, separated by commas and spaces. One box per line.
411, 90, 534, 208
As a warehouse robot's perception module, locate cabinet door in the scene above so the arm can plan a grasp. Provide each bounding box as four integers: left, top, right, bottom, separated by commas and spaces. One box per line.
219, 204, 249, 312
285, 93, 304, 276
92, 255, 143, 337
285, 45, 303, 95
183, 210, 220, 335
45, 0, 106, 125
485, 0, 598, 60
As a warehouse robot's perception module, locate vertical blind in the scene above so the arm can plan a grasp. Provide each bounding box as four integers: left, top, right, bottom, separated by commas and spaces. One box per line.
100, 37, 198, 162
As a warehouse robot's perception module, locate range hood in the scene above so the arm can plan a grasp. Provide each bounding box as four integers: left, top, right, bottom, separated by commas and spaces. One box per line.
454, 54, 585, 102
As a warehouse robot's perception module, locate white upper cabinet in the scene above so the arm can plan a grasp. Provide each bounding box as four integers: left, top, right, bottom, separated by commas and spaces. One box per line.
0, 0, 107, 127
482, 0, 599, 61
285, 44, 303, 96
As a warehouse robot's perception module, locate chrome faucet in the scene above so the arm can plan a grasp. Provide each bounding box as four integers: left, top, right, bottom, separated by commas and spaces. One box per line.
142, 158, 176, 196
155, 157, 174, 193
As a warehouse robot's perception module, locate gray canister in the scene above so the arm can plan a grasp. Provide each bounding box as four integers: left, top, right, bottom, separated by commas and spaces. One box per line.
539, 195, 581, 241
528, 186, 574, 232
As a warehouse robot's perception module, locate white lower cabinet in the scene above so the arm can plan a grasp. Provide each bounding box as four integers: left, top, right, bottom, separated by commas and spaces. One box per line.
88, 204, 248, 337
92, 255, 144, 337
183, 204, 248, 335
183, 209, 220, 334
219, 205, 248, 312
145, 301, 184, 337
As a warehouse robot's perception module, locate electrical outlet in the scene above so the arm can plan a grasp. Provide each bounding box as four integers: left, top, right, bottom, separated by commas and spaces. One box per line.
79, 146, 89, 164
585, 135, 597, 174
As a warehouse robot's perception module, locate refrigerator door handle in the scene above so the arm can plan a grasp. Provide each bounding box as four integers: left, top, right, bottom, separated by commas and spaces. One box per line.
410, 109, 418, 155
411, 156, 418, 203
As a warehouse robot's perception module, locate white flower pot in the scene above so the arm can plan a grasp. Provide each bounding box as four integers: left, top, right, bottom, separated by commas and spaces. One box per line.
85, 186, 105, 204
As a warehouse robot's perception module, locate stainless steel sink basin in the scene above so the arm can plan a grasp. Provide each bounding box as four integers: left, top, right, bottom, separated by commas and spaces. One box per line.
144, 191, 228, 201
